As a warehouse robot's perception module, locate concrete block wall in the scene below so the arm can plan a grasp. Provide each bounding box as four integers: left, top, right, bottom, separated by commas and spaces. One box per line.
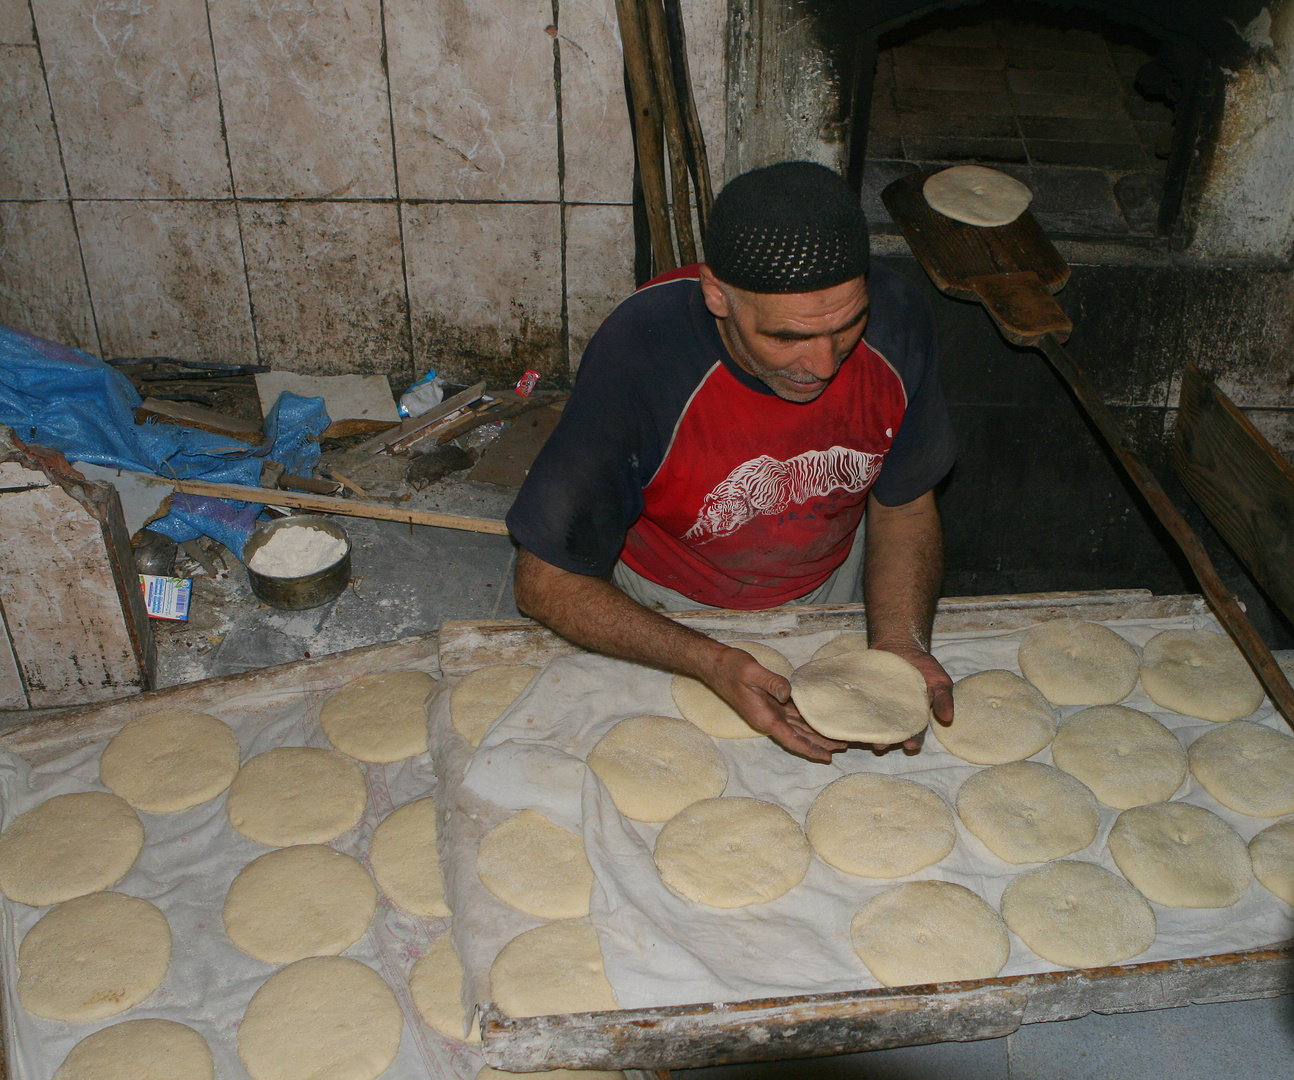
0, 0, 725, 388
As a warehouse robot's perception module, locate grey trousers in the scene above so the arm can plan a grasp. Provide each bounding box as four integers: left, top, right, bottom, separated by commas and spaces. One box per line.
611, 518, 867, 613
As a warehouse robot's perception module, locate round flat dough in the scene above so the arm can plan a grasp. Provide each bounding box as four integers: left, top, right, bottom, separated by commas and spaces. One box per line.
1001, 860, 1156, 968
1108, 801, 1251, 907
805, 773, 955, 878
811, 631, 869, 662
587, 715, 728, 822
850, 880, 1009, 987
923, 165, 1033, 227
672, 641, 793, 739
226, 747, 366, 846
1188, 720, 1294, 818
1249, 817, 1294, 905
1141, 629, 1264, 722
409, 932, 479, 1042
956, 761, 1099, 864
654, 796, 810, 907
238, 956, 402, 1080
477, 1069, 624, 1080
54, 1019, 213, 1080
477, 809, 594, 919
490, 921, 618, 1018
0, 791, 144, 907
1017, 619, 1140, 706
99, 709, 240, 813
18, 892, 171, 1021
319, 670, 434, 763
369, 797, 449, 917
791, 649, 929, 744
939, 669, 1056, 764
1051, 705, 1187, 809
223, 845, 377, 963
450, 664, 540, 747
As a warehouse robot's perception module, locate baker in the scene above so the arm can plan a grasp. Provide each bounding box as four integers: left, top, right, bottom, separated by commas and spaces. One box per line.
506, 161, 956, 762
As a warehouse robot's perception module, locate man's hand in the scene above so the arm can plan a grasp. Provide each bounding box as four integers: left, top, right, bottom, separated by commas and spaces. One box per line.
707, 646, 847, 763
869, 642, 954, 751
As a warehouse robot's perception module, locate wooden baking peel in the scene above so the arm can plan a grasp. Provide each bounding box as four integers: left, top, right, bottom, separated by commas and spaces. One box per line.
882, 172, 1294, 726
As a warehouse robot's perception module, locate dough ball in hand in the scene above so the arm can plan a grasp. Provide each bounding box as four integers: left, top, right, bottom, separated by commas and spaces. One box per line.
811, 631, 868, 661
672, 641, 793, 739
1140, 629, 1264, 722
790, 649, 929, 745
1017, 619, 1139, 706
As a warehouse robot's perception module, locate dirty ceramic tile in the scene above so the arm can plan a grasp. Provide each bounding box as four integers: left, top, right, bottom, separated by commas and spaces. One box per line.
0, 0, 32, 42
77, 200, 255, 364
210, 0, 394, 199
0, 45, 65, 197
0, 201, 97, 352
1242, 408, 1294, 463
559, 0, 632, 204
403, 201, 563, 386
31, 0, 228, 198
565, 202, 634, 371
386, 0, 558, 200
241, 201, 410, 378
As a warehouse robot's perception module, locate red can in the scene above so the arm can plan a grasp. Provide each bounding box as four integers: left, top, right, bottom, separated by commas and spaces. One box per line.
514, 369, 541, 396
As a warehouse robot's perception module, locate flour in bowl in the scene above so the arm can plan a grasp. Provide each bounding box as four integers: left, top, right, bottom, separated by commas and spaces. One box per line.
248, 525, 346, 577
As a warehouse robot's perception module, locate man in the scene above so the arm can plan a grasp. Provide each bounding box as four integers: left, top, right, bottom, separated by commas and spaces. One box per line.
506, 162, 956, 762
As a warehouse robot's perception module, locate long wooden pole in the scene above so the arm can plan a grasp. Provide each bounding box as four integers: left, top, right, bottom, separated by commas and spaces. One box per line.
640, 0, 696, 263
164, 478, 510, 536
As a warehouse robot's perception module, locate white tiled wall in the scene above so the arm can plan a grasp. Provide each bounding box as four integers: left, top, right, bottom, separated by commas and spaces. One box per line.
0, 0, 726, 384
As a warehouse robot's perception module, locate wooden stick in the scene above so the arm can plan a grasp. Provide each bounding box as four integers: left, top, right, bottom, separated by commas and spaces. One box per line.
355, 381, 487, 454
328, 470, 369, 498
662, 0, 713, 233
640, 0, 696, 263
164, 477, 510, 536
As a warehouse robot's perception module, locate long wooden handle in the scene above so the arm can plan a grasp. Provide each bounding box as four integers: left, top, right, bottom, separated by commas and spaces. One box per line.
1035, 335, 1294, 726
164, 478, 510, 536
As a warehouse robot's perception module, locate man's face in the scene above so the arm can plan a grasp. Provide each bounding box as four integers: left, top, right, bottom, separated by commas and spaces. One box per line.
699, 266, 870, 403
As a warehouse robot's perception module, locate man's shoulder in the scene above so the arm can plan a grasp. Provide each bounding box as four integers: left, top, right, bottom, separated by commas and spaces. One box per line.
579, 272, 713, 383
863, 261, 937, 379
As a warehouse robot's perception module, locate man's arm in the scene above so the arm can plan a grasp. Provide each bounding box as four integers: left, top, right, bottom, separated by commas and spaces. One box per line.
863, 489, 955, 746
514, 548, 846, 762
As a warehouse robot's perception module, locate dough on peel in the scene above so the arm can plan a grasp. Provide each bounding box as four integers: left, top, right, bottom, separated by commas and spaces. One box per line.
1249, 817, 1294, 905
410, 932, 479, 1042
939, 669, 1056, 764
18, 892, 171, 1021
451, 664, 541, 747
1000, 860, 1156, 968
811, 631, 869, 661
477, 809, 594, 919
1017, 619, 1139, 706
53, 1019, 213, 1080
850, 880, 1009, 987
956, 761, 1099, 864
237, 956, 402, 1080
923, 165, 1033, 227
320, 670, 434, 763
223, 845, 377, 963
369, 797, 449, 917
654, 796, 810, 907
0, 791, 144, 906
1108, 802, 1251, 907
1140, 629, 1264, 722
226, 747, 366, 846
1188, 720, 1294, 818
99, 709, 240, 813
791, 649, 929, 744
805, 773, 954, 878
587, 715, 727, 822
1051, 705, 1187, 809
490, 921, 618, 1018
672, 641, 793, 739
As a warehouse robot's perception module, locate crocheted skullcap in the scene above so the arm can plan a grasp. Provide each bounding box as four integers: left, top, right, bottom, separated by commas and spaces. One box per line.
704, 161, 869, 293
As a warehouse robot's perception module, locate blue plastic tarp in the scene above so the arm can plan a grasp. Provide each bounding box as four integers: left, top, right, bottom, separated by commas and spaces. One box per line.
0, 324, 330, 558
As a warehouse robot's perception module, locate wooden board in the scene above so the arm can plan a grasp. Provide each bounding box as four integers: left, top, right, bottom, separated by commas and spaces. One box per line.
1174, 364, 1294, 627
254, 372, 400, 438
880, 173, 1070, 300
467, 403, 565, 487
135, 397, 264, 443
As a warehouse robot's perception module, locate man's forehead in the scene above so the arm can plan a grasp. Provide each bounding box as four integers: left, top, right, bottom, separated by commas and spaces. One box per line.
739, 275, 870, 323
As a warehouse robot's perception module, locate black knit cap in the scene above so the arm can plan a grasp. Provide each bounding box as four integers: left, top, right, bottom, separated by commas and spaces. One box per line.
704, 161, 869, 294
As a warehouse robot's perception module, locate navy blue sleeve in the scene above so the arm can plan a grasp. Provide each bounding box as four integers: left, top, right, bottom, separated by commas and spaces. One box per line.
505, 280, 712, 576
864, 263, 957, 506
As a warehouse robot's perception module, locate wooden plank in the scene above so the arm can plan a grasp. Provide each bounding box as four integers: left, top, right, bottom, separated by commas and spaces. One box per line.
135, 398, 263, 443
355, 381, 487, 454
1174, 364, 1294, 628
880, 173, 1070, 299
162, 478, 509, 536
467, 404, 565, 487
254, 372, 400, 438
430, 391, 570, 448
968, 271, 1072, 346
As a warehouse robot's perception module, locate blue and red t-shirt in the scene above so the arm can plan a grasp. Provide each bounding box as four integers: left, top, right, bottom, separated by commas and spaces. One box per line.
506, 263, 956, 609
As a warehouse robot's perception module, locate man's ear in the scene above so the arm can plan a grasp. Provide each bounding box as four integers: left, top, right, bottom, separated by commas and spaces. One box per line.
698, 264, 731, 319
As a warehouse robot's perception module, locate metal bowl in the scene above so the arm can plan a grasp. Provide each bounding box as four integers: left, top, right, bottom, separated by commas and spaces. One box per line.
243, 515, 352, 610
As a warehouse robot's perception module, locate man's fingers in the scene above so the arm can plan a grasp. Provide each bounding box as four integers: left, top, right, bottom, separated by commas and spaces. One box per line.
930, 686, 954, 726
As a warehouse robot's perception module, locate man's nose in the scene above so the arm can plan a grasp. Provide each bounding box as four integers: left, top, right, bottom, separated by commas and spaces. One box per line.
801, 336, 837, 379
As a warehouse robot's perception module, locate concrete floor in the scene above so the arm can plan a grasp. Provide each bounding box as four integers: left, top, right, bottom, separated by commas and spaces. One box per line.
145, 478, 1294, 1080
